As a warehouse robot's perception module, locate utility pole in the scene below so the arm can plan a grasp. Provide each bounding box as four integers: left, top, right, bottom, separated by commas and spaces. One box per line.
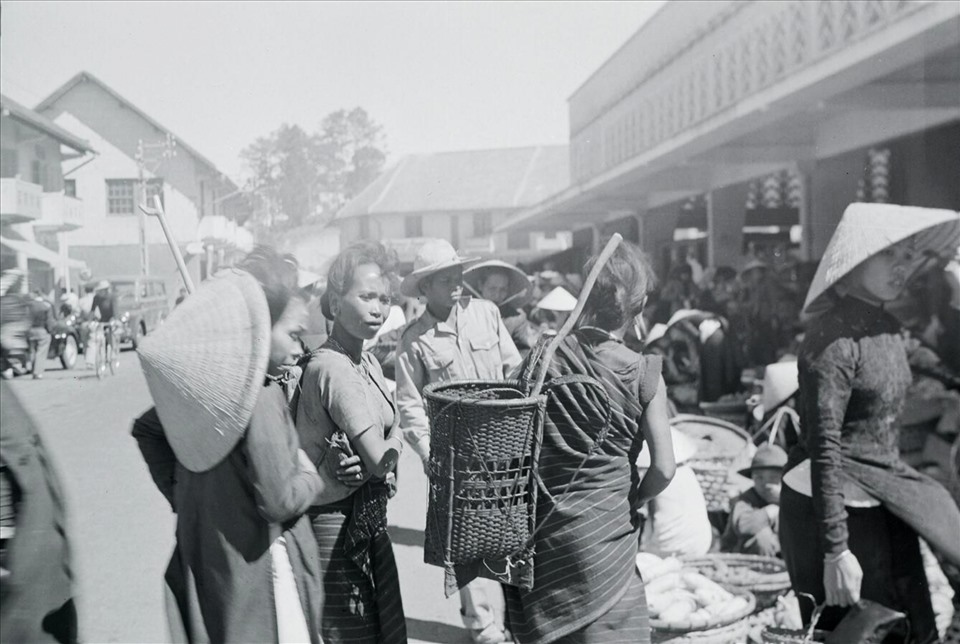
136, 134, 177, 276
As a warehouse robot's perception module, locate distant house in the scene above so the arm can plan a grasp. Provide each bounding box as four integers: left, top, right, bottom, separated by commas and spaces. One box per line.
335, 146, 571, 268
35, 71, 249, 296
1, 93, 94, 294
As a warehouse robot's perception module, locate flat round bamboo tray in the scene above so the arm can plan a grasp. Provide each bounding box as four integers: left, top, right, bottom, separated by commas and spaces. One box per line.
760, 627, 829, 643
652, 617, 752, 644
651, 588, 756, 634
670, 415, 753, 512
680, 554, 791, 610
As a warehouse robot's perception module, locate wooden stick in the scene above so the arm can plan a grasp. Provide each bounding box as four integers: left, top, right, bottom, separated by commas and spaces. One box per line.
139, 196, 196, 294
529, 233, 622, 398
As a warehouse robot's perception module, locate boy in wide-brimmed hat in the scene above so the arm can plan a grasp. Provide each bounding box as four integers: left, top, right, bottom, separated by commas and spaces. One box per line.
396, 239, 520, 644
721, 443, 787, 556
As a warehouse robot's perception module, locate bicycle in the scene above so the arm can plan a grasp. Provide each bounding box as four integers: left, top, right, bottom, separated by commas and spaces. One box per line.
94, 320, 121, 379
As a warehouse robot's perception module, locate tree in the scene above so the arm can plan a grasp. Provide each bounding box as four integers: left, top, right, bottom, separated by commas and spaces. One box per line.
240, 108, 387, 232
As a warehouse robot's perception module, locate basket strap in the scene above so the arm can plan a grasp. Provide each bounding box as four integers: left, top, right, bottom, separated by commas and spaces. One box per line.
527, 373, 613, 545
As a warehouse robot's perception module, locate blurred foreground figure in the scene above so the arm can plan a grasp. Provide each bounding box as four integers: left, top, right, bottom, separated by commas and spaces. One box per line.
0, 380, 78, 643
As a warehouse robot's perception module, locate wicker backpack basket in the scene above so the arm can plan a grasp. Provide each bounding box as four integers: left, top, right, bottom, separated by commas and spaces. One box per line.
421, 234, 624, 591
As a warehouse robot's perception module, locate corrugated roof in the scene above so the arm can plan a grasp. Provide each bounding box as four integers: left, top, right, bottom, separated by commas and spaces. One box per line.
35, 71, 236, 192
0, 93, 95, 154
337, 145, 569, 219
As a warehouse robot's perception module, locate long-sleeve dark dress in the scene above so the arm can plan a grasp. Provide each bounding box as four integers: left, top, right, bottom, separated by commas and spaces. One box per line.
133, 380, 324, 644
780, 296, 960, 640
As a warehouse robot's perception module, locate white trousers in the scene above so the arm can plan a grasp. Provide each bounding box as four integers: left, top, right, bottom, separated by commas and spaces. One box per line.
459, 576, 505, 630
271, 537, 315, 644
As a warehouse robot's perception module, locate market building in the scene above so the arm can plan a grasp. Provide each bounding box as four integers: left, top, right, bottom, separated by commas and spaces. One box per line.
335, 145, 571, 270
498, 0, 960, 278
34, 71, 252, 296
1, 93, 94, 293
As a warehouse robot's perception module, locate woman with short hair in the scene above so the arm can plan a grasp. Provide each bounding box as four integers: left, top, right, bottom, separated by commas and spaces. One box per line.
505, 240, 676, 644
295, 240, 407, 643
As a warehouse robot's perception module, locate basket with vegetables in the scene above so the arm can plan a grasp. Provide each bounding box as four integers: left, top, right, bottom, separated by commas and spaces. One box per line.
679, 553, 791, 609
637, 553, 756, 638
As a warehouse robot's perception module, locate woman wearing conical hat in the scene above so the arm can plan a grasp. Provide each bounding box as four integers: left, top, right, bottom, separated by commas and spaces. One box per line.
132, 247, 337, 643
779, 203, 960, 642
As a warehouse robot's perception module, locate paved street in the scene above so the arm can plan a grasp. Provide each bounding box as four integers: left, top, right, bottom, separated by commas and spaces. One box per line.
7, 351, 471, 643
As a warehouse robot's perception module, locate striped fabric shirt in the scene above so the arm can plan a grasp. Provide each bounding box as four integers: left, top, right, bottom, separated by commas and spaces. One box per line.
505, 329, 661, 644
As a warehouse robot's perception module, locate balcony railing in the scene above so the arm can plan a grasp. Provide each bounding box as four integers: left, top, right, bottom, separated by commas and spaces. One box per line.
38, 192, 85, 231
570, 0, 928, 184
0, 177, 43, 224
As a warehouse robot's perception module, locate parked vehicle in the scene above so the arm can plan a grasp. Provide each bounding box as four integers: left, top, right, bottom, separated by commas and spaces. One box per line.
104, 276, 171, 349
49, 313, 84, 369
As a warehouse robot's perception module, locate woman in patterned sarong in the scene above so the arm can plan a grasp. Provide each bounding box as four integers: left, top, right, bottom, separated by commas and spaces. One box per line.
505, 241, 677, 644
295, 241, 407, 643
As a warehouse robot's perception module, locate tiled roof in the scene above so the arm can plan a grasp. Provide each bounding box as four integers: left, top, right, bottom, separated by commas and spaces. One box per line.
337, 145, 569, 219
0, 93, 95, 154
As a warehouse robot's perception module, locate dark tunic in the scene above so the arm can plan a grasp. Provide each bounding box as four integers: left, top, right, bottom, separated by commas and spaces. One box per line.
132, 382, 324, 644
0, 380, 77, 644
504, 330, 661, 644
781, 297, 960, 640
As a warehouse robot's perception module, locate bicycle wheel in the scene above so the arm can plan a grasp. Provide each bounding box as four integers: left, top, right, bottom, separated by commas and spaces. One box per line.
95, 332, 106, 379
109, 334, 119, 375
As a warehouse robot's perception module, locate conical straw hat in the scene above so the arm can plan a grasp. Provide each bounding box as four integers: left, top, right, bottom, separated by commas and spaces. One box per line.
803, 203, 960, 316
536, 286, 577, 312
463, 259, 532, 307
137, 269, 271, 472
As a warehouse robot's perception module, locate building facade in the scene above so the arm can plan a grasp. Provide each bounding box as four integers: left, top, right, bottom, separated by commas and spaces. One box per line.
35, 72, 249, 296
1, 93, 94, 294
336, 146, 572, 269
500, 1, 960, 278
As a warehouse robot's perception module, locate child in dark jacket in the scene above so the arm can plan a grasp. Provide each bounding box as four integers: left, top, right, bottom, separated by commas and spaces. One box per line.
722, 444, 787, 557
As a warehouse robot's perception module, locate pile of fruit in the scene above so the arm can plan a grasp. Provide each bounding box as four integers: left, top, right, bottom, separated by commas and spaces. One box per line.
637, 553, 753, 631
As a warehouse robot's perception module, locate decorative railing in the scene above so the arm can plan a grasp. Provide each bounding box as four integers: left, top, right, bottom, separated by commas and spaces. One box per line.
570, 0, 927, 184
39, 192, 85, 231
0, 177, 43, 223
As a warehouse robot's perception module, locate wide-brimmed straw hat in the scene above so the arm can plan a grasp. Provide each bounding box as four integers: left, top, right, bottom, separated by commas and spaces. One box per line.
644, 309, 710, 345
803, 203, 960, 316
137, 269, 271, 473
95, 279, 111, 291
739, 259, 769, 277
536, 285, 577, 312
463, 260, 532, 307
759, 360, 798, 414
399, 239, 479, 298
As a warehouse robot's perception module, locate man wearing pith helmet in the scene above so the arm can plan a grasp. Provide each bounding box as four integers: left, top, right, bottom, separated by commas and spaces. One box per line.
395, 238, 520, 644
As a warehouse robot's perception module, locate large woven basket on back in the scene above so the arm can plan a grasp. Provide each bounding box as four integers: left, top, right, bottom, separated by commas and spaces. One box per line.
423, 380, 546, 569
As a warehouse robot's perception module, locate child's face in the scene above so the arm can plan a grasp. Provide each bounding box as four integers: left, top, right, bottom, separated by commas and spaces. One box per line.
752, 468, 782, 505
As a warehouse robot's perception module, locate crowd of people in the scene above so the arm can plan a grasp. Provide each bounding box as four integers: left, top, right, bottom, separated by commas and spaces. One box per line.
1, 201, 959, 643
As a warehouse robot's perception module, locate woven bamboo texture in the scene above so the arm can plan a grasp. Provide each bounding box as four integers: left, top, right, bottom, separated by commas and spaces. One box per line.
681, 554, 791, 609
652, 596, 755, 643
423, 380, 545, 568
670, 415, 752, 512
760, 627, 829, 643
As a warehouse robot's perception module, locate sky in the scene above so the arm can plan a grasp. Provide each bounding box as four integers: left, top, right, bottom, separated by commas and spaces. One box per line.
1, 1, 665, 182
